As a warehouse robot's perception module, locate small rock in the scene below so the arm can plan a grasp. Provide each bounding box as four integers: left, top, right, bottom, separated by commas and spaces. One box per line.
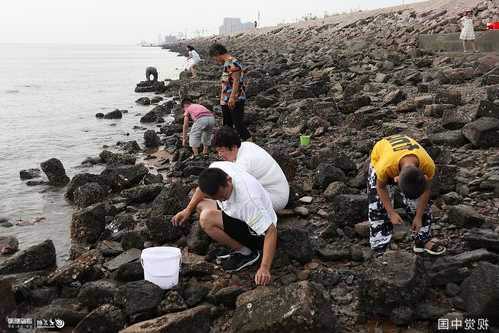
40, 158, 70, 186
19, 168, 41, 180
103, 109, 123, 119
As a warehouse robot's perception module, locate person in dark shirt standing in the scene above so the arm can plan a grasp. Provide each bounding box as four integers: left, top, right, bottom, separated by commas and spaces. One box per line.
209, 43, 251, 140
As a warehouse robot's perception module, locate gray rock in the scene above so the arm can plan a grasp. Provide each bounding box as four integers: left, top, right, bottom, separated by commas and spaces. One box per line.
186, 221, 211, 255
66, 173, 108, 201
462, 117, 499, 148
0, 236, 19, 255
323, 181, 350, 201
140, 110, 159, 123
120, 231, 144, 250
158, 290, 187, 314
461, 262, 499, 324
464, 229, 499, 253
145, 216, 188, 244
121, 184, 163, 203
70, 203, 106, 244
78, 279, 119, 309
115, 261, 144, 282
103, 248, 141, 271
207, 286, 245, 308
36, 299, 89, 327
314, 163, 345, 189
233, 281, 337, 333
40, 158, 70, 186
144, 129, 161, 148
149, 183, 189, 217
119, 305, 211, 333
0, 239, 55, 274
477, 99, 499, 119
278, 226, 313, 264
100, 164, 149, 192
119, 140, 141, 154
136, 97, 151, 106
103, 109, 123, 119
47, 250, 103, 285
99, 150, 136, 166
74, 182, 107, 208
330, 194, 368, 227
73, 304, 125, 333
442, 108, 471, 130
19, 168, 41, 180
114, 280, 164, 317
447, 205, 485, 228
359, 251, 426, 317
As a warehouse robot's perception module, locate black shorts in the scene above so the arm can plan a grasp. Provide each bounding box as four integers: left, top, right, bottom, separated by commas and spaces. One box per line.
218, 206, 265, 251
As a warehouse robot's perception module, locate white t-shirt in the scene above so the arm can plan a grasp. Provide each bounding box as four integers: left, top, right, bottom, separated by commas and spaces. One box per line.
236, 142, 289, 210
189, 50, 201, 64
209, 161, 277, 235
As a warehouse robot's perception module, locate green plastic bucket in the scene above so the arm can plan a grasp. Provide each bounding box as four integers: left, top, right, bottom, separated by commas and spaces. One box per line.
300, 135, 311, 146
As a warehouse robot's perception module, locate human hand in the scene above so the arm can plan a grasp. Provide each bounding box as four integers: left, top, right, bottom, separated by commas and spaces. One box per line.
412, 216, 422, 233
255, 266, 271, 286
388, 210, 404, 225
171, 209, 191, 226
228, 96, 237, 109
182, 137, 187, 147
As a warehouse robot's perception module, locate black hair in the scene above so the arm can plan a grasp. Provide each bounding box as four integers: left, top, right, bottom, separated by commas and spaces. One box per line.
213, 126, 242, 149
181, 98, 193, 108
399, 166, 427, 200
198, 168, 229, 196
209, 43, 228, 57
187, 45, 195, 51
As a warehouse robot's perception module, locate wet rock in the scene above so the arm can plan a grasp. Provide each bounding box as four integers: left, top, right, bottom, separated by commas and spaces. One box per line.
135, 97, 151, 106
74, 304, 126, 333
118, 140, 141, 154
462, 117, 499, 148
71, 203, 106, 244
142, 173, 164, 185
66, 173, 108, 201
0, 239, 55, 274
78, 279, 119, 309
40, 157, 70, 186
460, 262, 499, 325
145, 216, 188, 244
140, 110, 159, 123
96, 113, 105, 118
314, 163, 345, 189
186, 221, 211, 255
36, 299, 89, 327
0, 236, 19, 255
108, 214, 137, 233
331, 194, 368, 227
447, 205, 485, 228
464, 229, 499, 253
477, 99, 499, 119
19, 168, 41, 180
103, 248, 141, 271
278, 225, 313, 264
233, 281, 337, 333
100, 164, 149, 191
104, 109, 123, 119
359, 251, 426, 317
121, 231, 145, 250
74, 182, 107, 208
207, 286, 245, 308
114, 280, 164, 318
121, 184, 163, 203
158, 290, 187, 314
135, 80, 166, 93
119, 305, 211, 333
182, 279, 209, 307
149, 183, 189, 217
47, 249, 103, 285
144, 129, 161, 148
100, 150, 136, 166
115, 261, 144, 282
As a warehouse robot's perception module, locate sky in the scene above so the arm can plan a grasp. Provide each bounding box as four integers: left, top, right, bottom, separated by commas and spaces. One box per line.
0, 0, 426, 44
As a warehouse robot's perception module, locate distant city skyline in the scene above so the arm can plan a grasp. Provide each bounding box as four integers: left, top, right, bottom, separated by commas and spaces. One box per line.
0, 0, 426, 44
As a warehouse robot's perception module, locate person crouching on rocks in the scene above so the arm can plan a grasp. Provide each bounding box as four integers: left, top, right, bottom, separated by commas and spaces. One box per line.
172, 162, 277, 285
145, 66, 158, 82
368, 134, 446, 257
186, 45, 201, 79
208, 43, 251, 141
181, 98, 216, 159
213, 126, 289, 211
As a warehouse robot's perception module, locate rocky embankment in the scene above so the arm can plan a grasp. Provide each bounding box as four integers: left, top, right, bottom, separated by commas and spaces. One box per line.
2, 0, 499, 332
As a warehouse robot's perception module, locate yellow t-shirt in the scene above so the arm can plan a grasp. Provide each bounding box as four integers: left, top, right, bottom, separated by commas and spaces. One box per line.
370, 135, 435, 183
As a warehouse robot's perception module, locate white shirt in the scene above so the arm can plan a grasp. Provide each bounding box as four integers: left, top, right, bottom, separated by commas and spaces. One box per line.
189, 50, 201, 63
236, 142, 289, 210
209, 161, 277, 235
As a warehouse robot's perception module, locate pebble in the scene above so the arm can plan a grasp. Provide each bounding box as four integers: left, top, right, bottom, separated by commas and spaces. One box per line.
294, 206, 309, 216
299, 196, 313, 204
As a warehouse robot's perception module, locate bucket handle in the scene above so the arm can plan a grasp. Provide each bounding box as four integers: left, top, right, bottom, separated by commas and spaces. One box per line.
140, 254, 183, 268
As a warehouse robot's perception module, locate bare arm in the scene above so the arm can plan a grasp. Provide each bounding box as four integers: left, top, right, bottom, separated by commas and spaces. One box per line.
172, 187, 206, 225
182, 115, 189, 144
230, 70, 241, 100
376, 179, 403, 225
255, 224, 277, 286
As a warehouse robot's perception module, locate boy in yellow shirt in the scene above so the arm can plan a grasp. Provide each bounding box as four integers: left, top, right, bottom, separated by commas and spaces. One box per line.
368, 134, 446, 256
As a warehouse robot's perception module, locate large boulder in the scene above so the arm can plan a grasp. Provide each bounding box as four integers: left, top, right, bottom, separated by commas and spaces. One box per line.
74, 304, 126, 333
66, 173, 108, 201
477, 99, 499, 119
114, 280, 164, 318
447, 205, 485, 228
278, 225, 313, 264
144, 130, 161, 148
47, 249, 103, 285
149, 183, 189, 217
35, 299, 89, 327
100, 164, 149, 192
100, 150, 136, 166
314, 163, 345, 189
428, 130, 467, 147
40, 158, 70, 186
121, 184, 163, 203
70, 203, 106, 244
462, 117, 499, 148
330, 194, 368, 227
460, 262, 499, 326
119, 305, 211, 333
74, 182, 107, 208
232, 281, 337, 333
359, 251, 426, 318
0, 239, 55, 274
78, 279, 119, 309
145, 216, 188, 244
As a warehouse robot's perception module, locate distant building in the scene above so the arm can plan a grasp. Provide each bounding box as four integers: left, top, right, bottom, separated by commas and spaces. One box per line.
164, 35, 177, 44
219, 17, 254, 35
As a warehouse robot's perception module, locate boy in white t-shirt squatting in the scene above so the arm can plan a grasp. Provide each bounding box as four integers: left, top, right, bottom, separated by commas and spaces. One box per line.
172, 162, 277, 286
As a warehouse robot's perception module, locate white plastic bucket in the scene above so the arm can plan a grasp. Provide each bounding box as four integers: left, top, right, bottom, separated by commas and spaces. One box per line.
141, 246, 181, 289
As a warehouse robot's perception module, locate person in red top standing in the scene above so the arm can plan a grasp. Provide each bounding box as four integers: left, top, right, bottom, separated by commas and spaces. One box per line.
209, 43, 251, 140
181, 98, 216, 158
